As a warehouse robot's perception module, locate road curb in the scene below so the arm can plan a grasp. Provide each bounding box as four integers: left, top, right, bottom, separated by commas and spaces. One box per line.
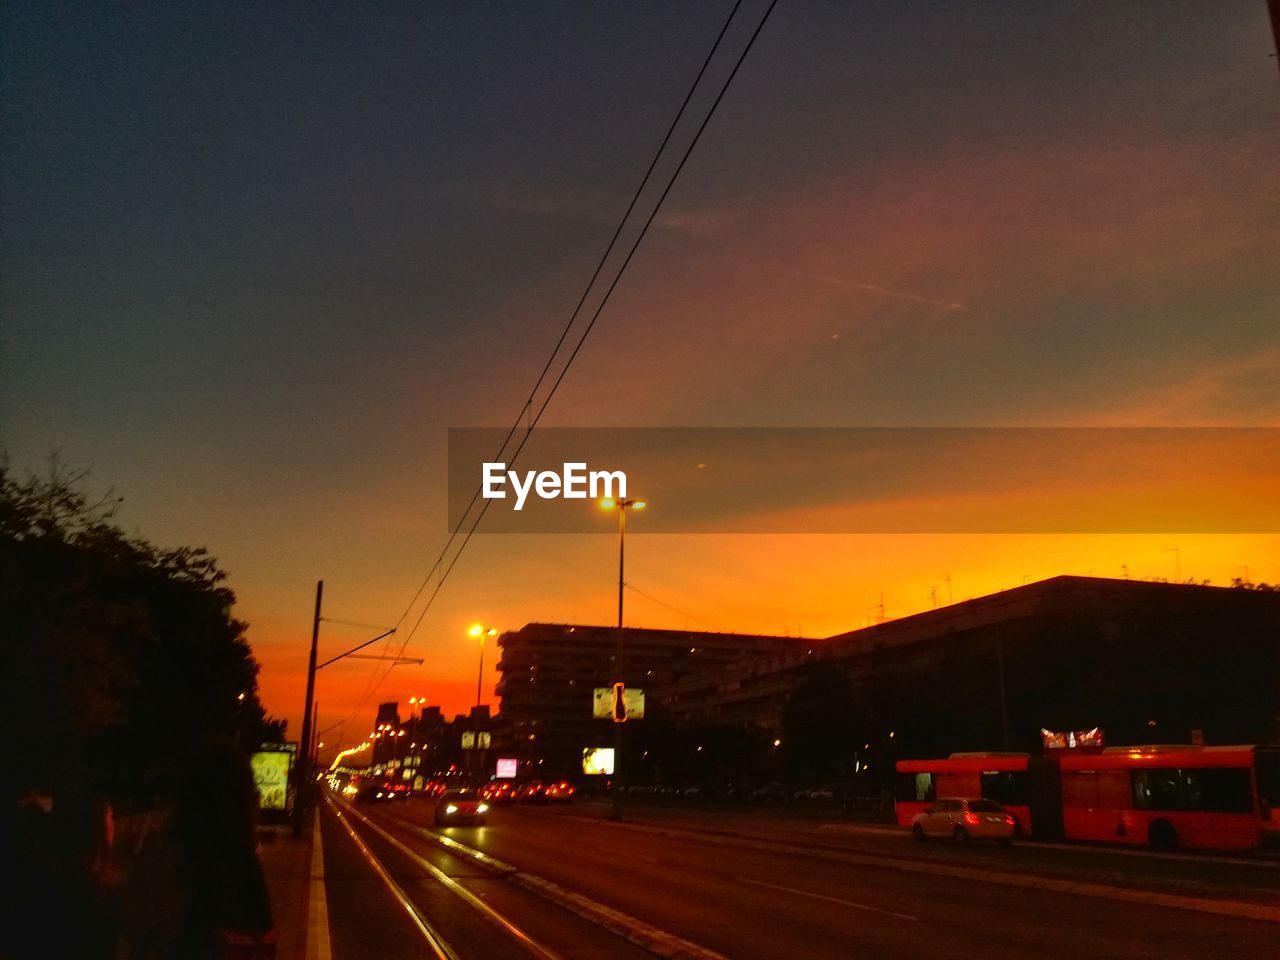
306, 811, 333, 960
509, 872, 728, 960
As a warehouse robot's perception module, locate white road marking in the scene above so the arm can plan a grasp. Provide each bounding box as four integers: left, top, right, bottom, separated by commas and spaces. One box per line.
306, 811, 333, 960
736, 877, 920, 921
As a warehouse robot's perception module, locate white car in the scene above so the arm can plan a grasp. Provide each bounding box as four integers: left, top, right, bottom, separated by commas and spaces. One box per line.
911, 797, 1016, 845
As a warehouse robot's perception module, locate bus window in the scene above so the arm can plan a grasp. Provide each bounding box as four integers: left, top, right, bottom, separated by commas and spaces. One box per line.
980, 770, 1028, 806
1256, 750, 1280, 817
1132, 767, 1252, 813
1195, 769, 1254, 814
895, 772, 934, 802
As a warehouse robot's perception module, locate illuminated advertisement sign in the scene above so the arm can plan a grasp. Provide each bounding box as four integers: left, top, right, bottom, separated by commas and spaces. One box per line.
592, 685, 645, 721
582, 747, 616, 776
1040, 727, 1104, 749
495, 757, 518, 779
250, 750, 293, 811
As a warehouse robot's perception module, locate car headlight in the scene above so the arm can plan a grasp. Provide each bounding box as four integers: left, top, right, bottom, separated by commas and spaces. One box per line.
476, 803, 489, 813
445, 804, 458, 814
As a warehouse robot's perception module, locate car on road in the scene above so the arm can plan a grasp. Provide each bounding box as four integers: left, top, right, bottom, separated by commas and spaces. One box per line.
911, 797, 1016, 845
356, 780, 411, 803
481, 781, 516, 803
516, 780, 546, 802
544, 780, 576, 802
434, 788, 489, 826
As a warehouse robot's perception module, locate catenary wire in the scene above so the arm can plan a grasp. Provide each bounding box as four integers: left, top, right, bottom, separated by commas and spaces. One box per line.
339, 0, 751, 724
346, 0, 780, 723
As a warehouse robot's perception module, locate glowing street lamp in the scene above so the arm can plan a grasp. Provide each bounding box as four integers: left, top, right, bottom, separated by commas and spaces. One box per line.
468, 624, 499, 709
597, 496, 647, 821
468, 624, 499, 774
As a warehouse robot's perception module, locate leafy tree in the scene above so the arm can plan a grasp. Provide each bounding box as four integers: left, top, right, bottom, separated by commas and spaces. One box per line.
0, 462, 284, 808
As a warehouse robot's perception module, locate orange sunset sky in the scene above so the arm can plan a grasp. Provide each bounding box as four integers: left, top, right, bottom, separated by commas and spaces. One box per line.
3, 3, 1278, 760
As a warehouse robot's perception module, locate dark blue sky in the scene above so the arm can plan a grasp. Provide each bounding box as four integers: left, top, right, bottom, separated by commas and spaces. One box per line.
3, 1, 1277, 730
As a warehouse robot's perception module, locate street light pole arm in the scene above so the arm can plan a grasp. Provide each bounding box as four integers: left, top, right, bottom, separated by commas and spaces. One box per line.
316, 627, 397, 670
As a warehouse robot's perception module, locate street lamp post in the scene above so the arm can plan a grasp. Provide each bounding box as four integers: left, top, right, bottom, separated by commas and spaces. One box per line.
599, 496, 646, 821
468, 624, 498, 779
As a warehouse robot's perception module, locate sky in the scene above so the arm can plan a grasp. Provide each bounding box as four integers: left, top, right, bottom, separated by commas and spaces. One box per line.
3, 1, 1278, 759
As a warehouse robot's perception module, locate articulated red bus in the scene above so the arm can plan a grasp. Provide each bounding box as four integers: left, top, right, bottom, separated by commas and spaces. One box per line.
896, 745, 1279, 852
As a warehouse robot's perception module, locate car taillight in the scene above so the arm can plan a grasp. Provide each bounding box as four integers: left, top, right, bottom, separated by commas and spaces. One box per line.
963, 812, 979, 826
1004, 815, 1015, 826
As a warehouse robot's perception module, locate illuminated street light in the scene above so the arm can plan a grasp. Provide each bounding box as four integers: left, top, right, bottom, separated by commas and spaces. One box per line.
468, 623, 500, 774
597, 496, 647, 821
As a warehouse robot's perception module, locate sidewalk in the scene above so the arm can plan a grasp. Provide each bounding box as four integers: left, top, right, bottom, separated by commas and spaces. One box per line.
257, 820, 316, 960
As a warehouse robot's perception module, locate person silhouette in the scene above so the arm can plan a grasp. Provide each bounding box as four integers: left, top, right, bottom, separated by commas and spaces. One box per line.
173, 744, 275, 959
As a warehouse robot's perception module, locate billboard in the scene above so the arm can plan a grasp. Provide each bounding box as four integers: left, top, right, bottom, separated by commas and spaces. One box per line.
582, 746, 616, 776
592, 685, 645, 721
1040, 727, 1104, 749
495, 757, 518, 779
250, 749, 293, 811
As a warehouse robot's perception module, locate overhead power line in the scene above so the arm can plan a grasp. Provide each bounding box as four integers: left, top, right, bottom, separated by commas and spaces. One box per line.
624, 583, 719, 630
341, 0, 752, 725
343, 0, 781, 725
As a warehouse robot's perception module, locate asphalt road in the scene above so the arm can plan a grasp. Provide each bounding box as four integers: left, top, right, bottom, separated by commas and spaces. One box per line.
330, 796, 1278, 960
319, 796, 659, 960
537, 798, 1280, 904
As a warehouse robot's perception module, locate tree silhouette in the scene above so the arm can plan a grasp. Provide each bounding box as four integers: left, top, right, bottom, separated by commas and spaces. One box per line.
0, 462, 284, 808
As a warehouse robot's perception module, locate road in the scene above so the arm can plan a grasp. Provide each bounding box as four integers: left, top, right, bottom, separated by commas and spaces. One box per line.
315, 794, 1279, 959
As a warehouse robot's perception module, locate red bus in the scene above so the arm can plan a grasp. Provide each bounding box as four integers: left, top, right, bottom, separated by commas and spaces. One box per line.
895, 753, 1034, 836
1058, 745, 1278, 851
896, 745, 1279, 852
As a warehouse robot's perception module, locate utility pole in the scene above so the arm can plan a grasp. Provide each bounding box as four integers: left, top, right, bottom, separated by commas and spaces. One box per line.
294, 580, 323, 837
310, 701, 320, 766
474, 634, 486, 779
611, 499, 627, 822
1269, 0, 1280, 76
997, 634, 1011, 750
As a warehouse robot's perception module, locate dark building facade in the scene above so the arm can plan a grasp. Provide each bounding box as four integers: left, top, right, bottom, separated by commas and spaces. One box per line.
494, 623, 805, 777
660, 577, 1280, 770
